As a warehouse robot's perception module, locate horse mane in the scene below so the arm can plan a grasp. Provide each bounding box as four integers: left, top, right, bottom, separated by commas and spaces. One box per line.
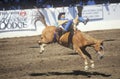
82, 32, 97, 42
73, 30, 103, 47
81, 32, 103, 47
34, 6, 48, 27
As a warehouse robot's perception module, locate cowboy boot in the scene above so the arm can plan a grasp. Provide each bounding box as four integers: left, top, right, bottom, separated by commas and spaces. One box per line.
83, 18, 89, 25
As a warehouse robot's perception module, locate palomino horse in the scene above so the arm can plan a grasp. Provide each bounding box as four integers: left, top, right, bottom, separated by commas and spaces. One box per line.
34, 7, 104, 70
58, 30, 104, 70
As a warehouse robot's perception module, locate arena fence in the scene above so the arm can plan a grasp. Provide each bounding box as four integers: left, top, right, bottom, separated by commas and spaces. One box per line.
0, 3, 120, 38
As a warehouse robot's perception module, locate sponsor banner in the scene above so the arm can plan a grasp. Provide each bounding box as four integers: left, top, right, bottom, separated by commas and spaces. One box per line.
0, 5, 104, 33
82, 5, 103, 20
0, 9, 37, 32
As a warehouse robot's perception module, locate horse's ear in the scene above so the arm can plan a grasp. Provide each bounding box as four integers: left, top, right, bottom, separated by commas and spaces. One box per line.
99, 39, 104, 43
99, 40, 104, 47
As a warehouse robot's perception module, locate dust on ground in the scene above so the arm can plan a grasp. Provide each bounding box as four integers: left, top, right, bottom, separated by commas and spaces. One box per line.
0, 29, 120, 79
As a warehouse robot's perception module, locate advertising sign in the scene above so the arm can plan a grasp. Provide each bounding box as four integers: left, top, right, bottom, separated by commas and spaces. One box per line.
82, 5, 103, 21
0, 10, 36, 32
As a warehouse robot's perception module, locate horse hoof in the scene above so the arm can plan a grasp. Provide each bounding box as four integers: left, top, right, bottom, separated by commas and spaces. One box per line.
40, 52, 43, 54
39, 50, 44, 54
91, 64, 95, 68
84, 66, 89, 71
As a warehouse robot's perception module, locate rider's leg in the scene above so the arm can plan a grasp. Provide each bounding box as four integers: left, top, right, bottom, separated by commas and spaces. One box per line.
68, 29, 74, 48
62, 20, 74, 48
58, 20, 73, 34
77, 6, 89, 25
78, 17, 89, 25
64, 20, 73, 31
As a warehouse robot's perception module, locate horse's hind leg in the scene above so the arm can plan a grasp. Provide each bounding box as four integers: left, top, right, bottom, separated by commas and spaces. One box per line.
74, 46, 89, 70
39, 43, 46, 54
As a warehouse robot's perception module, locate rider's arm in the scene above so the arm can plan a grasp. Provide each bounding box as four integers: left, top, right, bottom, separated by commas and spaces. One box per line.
57, 20, 68, 26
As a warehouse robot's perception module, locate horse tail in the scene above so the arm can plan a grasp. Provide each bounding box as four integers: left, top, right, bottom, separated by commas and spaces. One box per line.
34, 6, 48, 27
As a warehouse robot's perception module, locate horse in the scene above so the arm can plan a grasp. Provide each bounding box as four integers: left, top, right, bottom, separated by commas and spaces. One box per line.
58, 30, 104, 70
34, 7, 104, 70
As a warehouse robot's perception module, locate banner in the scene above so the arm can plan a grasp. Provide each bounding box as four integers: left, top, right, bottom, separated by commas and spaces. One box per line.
0, 5, 104, 33
0, 9, 37, 32
82, 5, 103, 21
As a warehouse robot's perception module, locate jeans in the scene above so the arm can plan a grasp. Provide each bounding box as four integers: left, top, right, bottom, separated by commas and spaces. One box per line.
79, 17, 85, 22
62, 20, 73, 31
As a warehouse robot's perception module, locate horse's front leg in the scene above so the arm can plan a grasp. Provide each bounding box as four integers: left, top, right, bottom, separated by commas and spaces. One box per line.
74, 46, 89, 70
90, 60, 94, 68
81, 48, 95, 69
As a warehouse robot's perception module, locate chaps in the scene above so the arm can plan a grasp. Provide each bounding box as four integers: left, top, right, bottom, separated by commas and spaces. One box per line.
68, 29, 74, 48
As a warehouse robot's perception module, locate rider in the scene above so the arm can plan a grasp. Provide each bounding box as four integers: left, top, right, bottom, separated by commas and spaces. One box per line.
56, 12, 74, 48
57, 12, 73, 33
56, 2, 89, 47
57, 1, 89, 32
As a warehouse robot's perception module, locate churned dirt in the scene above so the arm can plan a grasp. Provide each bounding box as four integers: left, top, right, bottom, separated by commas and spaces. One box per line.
0, 29, 120, 79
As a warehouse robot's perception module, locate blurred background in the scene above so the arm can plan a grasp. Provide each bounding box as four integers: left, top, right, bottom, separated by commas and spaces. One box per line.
0, 0, 120, 10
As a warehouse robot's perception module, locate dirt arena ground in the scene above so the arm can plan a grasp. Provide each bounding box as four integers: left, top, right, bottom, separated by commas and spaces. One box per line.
0, 29, 120, 79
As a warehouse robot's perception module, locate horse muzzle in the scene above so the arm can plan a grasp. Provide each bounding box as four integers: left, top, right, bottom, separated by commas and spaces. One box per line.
37, 40, 42, 45
98, 55, 104, 60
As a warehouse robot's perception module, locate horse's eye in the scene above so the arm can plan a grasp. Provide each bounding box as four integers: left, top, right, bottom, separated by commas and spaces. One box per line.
101, 43, 103, 46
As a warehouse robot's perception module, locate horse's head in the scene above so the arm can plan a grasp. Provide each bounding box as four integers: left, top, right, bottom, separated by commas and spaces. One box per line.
93, 40, 104, 59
